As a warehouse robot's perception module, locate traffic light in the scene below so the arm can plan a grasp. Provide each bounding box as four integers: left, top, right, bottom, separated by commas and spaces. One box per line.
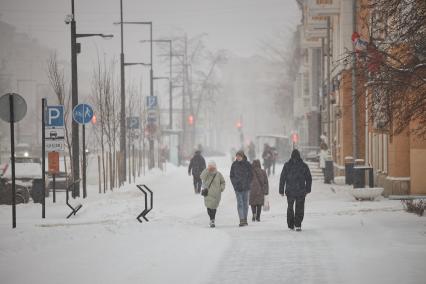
91, 114, 97, 124
291, 133, 299, 143
188, 115, 194, 125
236, 121, 242, 129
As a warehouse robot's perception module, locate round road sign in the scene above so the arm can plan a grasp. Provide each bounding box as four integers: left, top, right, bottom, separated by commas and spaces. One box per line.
0, 93, 27, 123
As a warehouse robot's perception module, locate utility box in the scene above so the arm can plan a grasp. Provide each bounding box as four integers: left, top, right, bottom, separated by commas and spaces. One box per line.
324, 157, 334, 184
353, 166, 374, 188
345, 156, 354, 185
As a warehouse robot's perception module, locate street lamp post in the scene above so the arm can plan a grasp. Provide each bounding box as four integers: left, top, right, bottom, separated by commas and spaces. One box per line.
114, 20, 154, 170
141, 40, 173, 130
69, 0, 113, 197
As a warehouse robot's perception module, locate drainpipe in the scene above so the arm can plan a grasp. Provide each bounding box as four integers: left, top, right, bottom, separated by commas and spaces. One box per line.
351, 0, 358, 160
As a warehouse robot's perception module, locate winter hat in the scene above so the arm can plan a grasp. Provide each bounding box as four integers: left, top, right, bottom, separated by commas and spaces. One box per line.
236, 150, 245, 157
290, 149, 302, 161
208, 160, 216, 168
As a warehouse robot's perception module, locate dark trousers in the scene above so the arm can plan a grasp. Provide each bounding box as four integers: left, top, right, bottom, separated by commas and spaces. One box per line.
251, 205, 262, 220
207, 208, 217, 220
193, 175, 202, 193
286, 196, 305, 229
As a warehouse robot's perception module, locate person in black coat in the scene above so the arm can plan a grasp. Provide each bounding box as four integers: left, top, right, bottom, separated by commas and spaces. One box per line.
279, 149, 312, 231
230, 150, 253, 226
188, 150, 206, 194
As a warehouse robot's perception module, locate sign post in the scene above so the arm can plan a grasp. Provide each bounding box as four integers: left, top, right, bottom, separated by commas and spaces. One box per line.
0, 93, 27, 228
48, 151, 60, 203
45, 105, 65, 206
41, 99, 47, 218
146, 96, 158, 169
73, 103, 94, 198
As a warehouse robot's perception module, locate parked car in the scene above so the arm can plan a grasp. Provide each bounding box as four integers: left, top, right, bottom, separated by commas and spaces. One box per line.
2, 156, 49, 201
0, 178, 30, 205
0, 163, 7, 177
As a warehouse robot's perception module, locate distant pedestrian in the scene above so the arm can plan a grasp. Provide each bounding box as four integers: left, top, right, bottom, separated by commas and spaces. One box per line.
319, 142, 329, 183
230, 150, 253, 227
249, 160, 269, 222
271, 146, 278, 175
248, 141, 256, 162
262, 144, 273, 176
279, 149, 312, 231
200, 161, 226, 228
188, 150, 206, 194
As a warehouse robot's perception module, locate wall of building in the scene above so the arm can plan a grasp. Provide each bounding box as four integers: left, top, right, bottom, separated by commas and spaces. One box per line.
409, 121, 426, 194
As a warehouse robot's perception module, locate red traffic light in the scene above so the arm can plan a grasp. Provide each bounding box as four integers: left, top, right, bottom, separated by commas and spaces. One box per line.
188, 115, 194, 125
291, 133, 299, 143
91, 114, 97, 124
236, 121, 242, 129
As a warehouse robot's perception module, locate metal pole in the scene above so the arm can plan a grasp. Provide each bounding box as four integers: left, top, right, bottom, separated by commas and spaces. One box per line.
149, 23, 155, 169
320, 37, 325, 144
71, 0, 80, 197
82, 123, 86, 198
53, 174, 56, 203
352, 0, 358, 159
326, 17, 331, 149
41, 98, 46, 218
9, 94, 16, 228
119, 0, 126, 184
168, 42, 173, 129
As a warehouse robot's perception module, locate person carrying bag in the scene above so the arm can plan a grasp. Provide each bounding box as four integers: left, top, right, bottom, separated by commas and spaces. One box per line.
200, 161, 226, 228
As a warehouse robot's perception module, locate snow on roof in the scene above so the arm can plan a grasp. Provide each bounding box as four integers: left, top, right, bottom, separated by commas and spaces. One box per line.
3, 162, 43, 179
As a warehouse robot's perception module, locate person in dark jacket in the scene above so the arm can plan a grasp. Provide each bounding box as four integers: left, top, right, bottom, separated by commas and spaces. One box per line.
188, 150, 206, 194
249, 160, 269, 222
262, 144, 273, 176
230, 150, 253, 227
279, 149, 312, 231
248, 141, 256, 162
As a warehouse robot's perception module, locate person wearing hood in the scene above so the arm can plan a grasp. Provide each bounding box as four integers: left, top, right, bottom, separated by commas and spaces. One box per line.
249, 160, 269, 222
230, 150, 253, 227
188, 150, 206, 194
279, 149, 312, 231
200, 160, 226, 228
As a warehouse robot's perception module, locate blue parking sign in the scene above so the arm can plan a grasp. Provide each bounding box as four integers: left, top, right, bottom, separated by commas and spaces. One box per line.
46, 106, 64, 127
73, 103, 94, 124
146, 96, 158, 109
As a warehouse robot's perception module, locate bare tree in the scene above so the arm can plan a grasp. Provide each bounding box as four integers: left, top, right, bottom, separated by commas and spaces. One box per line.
348, 0, 426, 137
47, 52, 73, 172
91, 55, 120, 191
259, 29, 300, 120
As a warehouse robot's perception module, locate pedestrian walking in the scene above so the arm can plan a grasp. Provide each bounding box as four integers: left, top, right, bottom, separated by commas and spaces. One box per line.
249, 159, 269, 222
262, 144, 273, 176
230, 150, 253, 227
248, 141, 256, 162
188, 150, 206, 194
319, 142, 328, 183
200, 161, 226, 228
271, 146, 278, 175
279, 149, 312, 231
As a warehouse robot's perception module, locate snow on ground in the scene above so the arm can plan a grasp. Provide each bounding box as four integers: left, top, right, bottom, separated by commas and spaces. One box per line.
1, 156, 425, 284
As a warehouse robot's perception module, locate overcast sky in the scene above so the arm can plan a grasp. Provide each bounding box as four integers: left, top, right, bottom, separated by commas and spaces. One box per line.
0, 0, 300, 59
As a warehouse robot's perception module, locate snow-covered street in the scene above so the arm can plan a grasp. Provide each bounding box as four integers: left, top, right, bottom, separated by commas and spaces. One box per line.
1, 156, 425, 284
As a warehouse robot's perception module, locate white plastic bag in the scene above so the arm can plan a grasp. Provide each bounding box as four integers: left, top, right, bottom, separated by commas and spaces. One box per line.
263, 195, 270, 212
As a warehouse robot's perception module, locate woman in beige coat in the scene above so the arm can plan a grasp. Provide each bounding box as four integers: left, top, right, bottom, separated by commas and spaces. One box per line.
200, 161, 226, 228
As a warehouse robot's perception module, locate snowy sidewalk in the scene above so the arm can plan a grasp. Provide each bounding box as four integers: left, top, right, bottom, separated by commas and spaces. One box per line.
1, 158, 425, 284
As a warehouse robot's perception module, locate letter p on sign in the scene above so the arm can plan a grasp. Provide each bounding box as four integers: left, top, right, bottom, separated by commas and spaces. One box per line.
46, 106, 64, 127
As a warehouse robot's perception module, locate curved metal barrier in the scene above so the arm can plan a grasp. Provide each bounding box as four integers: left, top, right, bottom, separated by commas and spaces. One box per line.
137, 185, 153, 222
